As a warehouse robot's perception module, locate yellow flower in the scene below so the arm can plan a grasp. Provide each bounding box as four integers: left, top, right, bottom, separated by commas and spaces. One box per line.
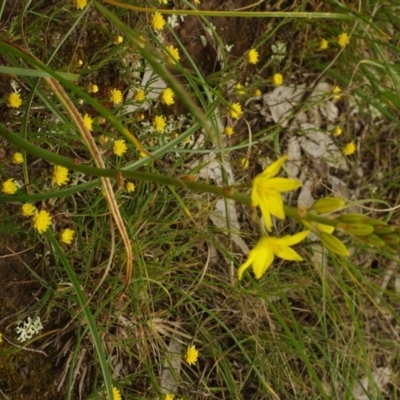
229, 102, 242, 119
134, 89, 145, 101
153, 115, 166, 132
159, 0, 168, 3
272, 73, 283, 86
240, 158, 249, 169
2, 178, 18, 194
60, 228, 75, 245
247, 48, 259, 64
113, 139, 127, 157
105, 386, 122, 400
194, 0, 200, 3
75, 0, 87, 10
161, 88, 175, 105
110, 88, 123, 105
33, 210, 52, 234
235, 83, 245, 95
53, 165, 69, 186
21, 203, 37, 217
83, 113, 93, 131
333, 85, 341, 100
338, 32, 350, 47
165, 395, 174, 400
251, 155, 302, 231
333, 126, 342, 136
343, 141, 356, 156
224, 126, 234, 136
151, 12, 166, 30
253, 88, 262, 97
12, 152, 24, 164
114, 35, 123, 44
7, 92, 22, 108
88, 84, 99, 93
320, 38, 329, 50
165, 45, 180, 65
237, 230, 310, 280
126, 182, 136, 192
185, 345, 199, 365
0, 333, 2, 343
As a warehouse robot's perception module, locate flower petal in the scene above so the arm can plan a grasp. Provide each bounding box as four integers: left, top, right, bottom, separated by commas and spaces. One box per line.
266, 191, 285, 220
274, 246, 303, 261
237, 257, 253, 281
279, 230, 310, 246
260, 155, 288, 179
258, 196, 272, 231
265, 177, 302, 192
252, 247, 274, 279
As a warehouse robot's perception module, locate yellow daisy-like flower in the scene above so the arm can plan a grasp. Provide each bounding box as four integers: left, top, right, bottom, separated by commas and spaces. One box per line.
114, 35, 123, 44
161, 88, 175, 105
105, 386, 121, 400
240, 157, 249, 169
60, 228, 75, 245
165, 45, 180, 65
75, 0, 87, 10
224, 126, 234, 136
333, 126, 342, 136
151, 12, 166, 30
153, 115, 167, 132
126, 182, 136, 193
83, 114, 93, 131
338, 32, 350, 48
247, 48, 259, 64
53, 165, 69, 186
235, 83, 245, 95
320, 38, 329, 50
135, 89, 146, 102
237, 230, 309, 280
2, 178, 18, 194
113, 139, 127, 157
110, 88, 123, 105
165, 395, 174, 400
272, 73, 283, 86
343, 141, 356, 156
22, 203, 37, 217
184, 345, 199, 365
7, 92, 22, 108
229, 102, 242, 119
12, 152, 24, 164
32, 210, 52, 234
333, 85, 342, 100
253, 88, 262, 97
251, 155, 302, 231
88, 84, 99, 93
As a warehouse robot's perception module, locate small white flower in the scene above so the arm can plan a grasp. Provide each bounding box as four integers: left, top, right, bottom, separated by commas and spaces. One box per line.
16, 316, 43, 342
271, 41, 287, 62
224, 44, 234, 52
167, 14, 179, 29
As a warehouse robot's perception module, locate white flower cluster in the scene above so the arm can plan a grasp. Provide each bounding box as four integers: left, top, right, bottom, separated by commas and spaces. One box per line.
16, 316, 43, 342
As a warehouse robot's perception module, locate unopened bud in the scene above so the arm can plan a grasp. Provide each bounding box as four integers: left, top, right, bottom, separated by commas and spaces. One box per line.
337, 223, 374, 236
310, 197, 344, 214
338, 213, 366, 223
320, 232, 350, 256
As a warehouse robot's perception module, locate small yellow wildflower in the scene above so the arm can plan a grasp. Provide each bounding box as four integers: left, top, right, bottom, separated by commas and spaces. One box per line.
0, 333, 2, 343
113, 139, 127, 157
126, 182, 136, 193
240, 158, 249, 169
98, 135, 109, 145
343, 141, 356, 156
165, 395, 174, 400
83, 114, 93, 131
60, 228, 75, 245
235, 83, 245, 95
161, 88, 175, 105
134, 89, 146, 102
77, 59, 83, 66
88, 84, 99, 93
2, 178, 18, 194
320, 38, 329, 50
53, 165, 69, 186
253, 88, 262, 97
159, 0, 168, 3
194, 0, 200, 3
12, 152, 24, 164
338, 32, 350, 48
22, 203, 37, 217
333, 85, 342, 100
272, 73, 283, 86
229, 102, 242, 119
151, 12, 166, 30
153, 115, 167, 132
75, 0, 87, 9
237, 230, 309, 280
110, 88, 123, 105
251, 155, 302, 231
333, 126, 342, 136
7, 92, 22, 108
224, 126, 234, 136
247, 48, 259, 64
33, 210, 52, 234
165, 45, 180, 65
185, 345, 199, 365
105, 386, 121, 400
114, 35, 123, 44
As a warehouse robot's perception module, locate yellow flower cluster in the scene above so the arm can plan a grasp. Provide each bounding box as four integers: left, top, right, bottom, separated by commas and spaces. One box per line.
52, 165, 69, 186
33, 209, 52, 234
7, 92, 22, 108
151, 12, 165, 30
229, 103, 242, 119
75, 0, 87, 10
110, 88, 123, 105
2, 178, 18, 194
135, 89, 145, 102
113, 139, 127, 156
153, 115, 167, 132
343, 141, 356, 155
184, 345, 199, 365
247, 48, 259, 64
83, 113, 93, 131
60, 228, 75, 245
165, 45, 180, 65
12, 152, 24, 164
161, 88, 175, 105
272, 73, 283, 86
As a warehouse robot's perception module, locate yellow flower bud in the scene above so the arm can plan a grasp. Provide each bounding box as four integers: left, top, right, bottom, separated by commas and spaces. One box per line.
320, 232, 350, 256
310, 197, 344, 214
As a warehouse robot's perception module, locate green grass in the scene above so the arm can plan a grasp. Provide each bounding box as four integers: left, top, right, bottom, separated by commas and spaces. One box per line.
0, 0, 400, 399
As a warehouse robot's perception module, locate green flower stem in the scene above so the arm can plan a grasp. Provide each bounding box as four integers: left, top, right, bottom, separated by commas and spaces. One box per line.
284, 206, 341, 227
